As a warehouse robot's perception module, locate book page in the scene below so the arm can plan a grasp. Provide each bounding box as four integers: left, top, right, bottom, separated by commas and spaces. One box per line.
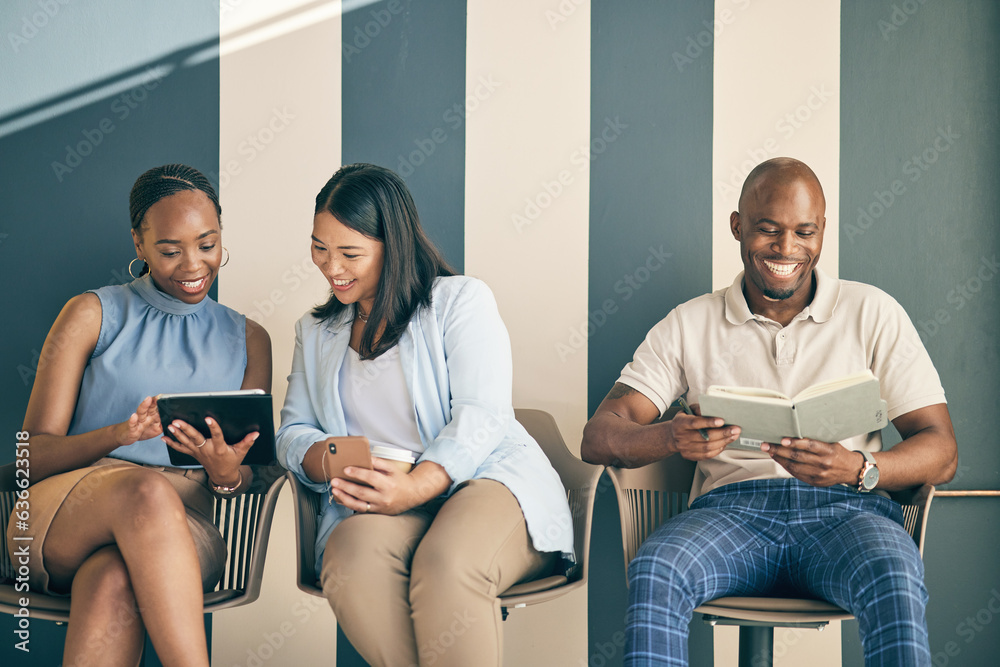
792, 370, 876, 402
704, 385, 792, 403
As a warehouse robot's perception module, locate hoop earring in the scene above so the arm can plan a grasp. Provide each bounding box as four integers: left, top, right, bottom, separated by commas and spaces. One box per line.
128, 258, 146, 279
221, 247, 230, 267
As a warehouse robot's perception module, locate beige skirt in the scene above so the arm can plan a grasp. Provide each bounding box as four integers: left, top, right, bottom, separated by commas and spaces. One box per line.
6, 458, 226, 595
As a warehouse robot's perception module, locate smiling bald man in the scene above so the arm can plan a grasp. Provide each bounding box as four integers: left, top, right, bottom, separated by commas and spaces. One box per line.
583, 157, 957, 666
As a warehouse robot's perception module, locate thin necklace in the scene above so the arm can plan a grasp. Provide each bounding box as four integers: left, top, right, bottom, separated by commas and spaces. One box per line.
356, 304, 369, 323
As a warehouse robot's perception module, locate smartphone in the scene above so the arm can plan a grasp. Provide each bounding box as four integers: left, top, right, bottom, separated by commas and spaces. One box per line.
324, 436, 373, 486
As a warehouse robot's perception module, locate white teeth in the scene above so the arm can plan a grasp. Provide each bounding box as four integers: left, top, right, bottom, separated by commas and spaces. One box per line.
180, 279, 204, 288
763, 260, 798, 277
332, 279, 354, 286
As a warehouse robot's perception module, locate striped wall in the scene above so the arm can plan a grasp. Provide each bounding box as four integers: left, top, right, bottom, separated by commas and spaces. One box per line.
840, 2, 1000, 666
2, 1, 997, 666
0, 1, 223, 664
587, 1, 718, 663
214, 1, 341, 664
710, 1, 842, 661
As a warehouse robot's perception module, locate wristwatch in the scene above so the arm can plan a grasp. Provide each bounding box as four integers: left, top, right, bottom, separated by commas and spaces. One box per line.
857, 451, 879, 492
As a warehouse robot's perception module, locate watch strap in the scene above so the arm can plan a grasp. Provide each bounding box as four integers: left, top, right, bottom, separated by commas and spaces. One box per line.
858, 451, 878, 492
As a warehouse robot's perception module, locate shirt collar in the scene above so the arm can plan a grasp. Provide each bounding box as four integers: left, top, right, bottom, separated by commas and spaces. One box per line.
724, 267, 840, 325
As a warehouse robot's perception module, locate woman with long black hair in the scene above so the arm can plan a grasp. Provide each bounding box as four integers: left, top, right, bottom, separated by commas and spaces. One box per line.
277, 163, 573, 666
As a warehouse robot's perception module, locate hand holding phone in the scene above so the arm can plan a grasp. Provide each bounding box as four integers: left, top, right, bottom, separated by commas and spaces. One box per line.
323, 436, 374, 486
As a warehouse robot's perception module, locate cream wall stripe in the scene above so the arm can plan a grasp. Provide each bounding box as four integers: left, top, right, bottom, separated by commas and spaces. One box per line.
465, 0, 591, 451
215, 1, 341, 663
711, 0, 840, 291
711, 0, 841, 663
465, 1, 590, 664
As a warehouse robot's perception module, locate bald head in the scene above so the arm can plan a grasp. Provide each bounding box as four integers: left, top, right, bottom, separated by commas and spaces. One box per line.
738, 157, 826, 215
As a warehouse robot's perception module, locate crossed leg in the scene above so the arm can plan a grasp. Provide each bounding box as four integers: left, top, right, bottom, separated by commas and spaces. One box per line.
43, 466, 211, 667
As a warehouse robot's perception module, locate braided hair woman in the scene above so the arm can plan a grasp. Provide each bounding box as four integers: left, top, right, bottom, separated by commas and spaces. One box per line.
6, 164, 271, 666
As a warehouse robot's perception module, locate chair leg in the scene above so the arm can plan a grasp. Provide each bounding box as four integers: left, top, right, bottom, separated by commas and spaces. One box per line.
738, 625, 773, 667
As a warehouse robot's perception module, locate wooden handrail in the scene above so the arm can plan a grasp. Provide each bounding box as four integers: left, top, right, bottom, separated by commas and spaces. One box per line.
932, 490, 1000, 497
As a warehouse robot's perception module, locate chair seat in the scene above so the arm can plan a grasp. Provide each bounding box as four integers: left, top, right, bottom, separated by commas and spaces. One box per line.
697, 596, 854, 624
499, 574, 569, 598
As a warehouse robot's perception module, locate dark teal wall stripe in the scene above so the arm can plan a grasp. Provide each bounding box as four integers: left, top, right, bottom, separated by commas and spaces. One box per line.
0, 3, 220, 661
340, 0, 466, 272
841, 1, 1000, 664
840, 1, 1000, 487
338, 1, 465, 663
588, 2, 715, 665
0, 15, 220, 453
587, 1, 715, 416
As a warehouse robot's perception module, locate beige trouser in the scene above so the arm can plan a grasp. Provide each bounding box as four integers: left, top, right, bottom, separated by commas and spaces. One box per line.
320, 478, 558, 667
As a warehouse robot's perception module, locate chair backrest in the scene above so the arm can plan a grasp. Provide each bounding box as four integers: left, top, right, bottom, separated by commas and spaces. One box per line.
886, 483, 934, 556
288, 470, 324, 595
608, 454, 696, 575
0, 463, 19, 584
204, 465, 286, 610
514, 408, 603, 584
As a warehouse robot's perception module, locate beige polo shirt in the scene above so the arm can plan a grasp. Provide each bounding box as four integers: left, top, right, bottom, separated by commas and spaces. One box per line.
618, 269, 947, 499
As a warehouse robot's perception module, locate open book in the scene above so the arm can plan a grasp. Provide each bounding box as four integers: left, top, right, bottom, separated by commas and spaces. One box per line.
698, 370, 888, 452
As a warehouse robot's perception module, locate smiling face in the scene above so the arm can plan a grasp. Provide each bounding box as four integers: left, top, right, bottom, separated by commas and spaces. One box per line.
730, 172, 825, 316
311, 210, 384, 317
132, 189, 222, 304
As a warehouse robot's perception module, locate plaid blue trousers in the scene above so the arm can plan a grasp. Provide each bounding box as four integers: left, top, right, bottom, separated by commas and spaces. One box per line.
625, 478, 930, 666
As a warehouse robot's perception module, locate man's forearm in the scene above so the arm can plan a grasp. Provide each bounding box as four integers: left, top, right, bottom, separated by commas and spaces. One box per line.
873, 427, 958, 490
873, 404, 958, 491
581, 412, 673, 468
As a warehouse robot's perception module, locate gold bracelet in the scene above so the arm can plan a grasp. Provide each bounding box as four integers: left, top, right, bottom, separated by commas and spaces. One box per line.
211, 469, 243, 496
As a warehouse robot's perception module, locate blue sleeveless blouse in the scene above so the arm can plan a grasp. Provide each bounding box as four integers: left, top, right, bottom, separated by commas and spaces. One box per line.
67, 275, 247, 466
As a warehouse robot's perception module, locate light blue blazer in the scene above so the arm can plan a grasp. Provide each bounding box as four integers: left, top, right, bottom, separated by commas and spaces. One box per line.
277, 276, 575, 572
